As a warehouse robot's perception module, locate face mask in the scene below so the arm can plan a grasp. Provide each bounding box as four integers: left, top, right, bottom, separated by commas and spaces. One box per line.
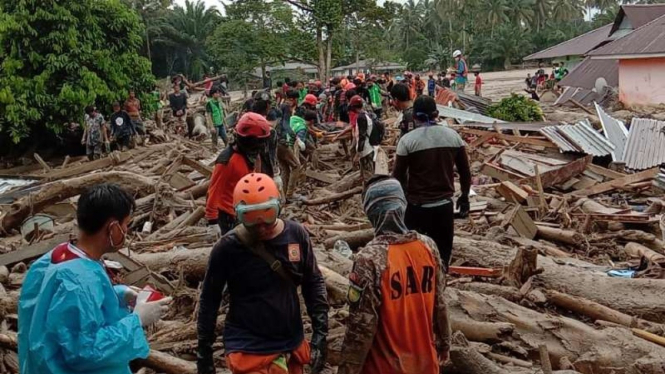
109, 221, 127, 249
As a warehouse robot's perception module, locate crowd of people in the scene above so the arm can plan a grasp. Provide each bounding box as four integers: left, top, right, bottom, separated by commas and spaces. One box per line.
19, 50, 477, 374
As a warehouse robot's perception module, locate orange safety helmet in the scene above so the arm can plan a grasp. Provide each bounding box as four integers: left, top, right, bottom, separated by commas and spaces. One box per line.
344, 82, 356, 91
235, 113, 272, 139
349, 95, 364, 108
357, 72, 366, 82
303, 94, 318, 107
233, 173, 281, 227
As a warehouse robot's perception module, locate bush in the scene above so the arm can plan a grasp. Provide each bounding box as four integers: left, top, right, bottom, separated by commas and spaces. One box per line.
487, 93, 544, 122
0, 0, 154, 144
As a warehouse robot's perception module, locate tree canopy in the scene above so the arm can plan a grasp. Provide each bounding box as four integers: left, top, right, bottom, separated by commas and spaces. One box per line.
0, 0, 154, 144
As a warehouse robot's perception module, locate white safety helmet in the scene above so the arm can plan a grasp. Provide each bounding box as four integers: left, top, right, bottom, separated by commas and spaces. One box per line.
453, 50, 462, 58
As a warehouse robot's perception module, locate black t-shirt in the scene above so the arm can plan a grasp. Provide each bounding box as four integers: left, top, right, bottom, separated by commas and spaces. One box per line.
197, 221, 328, 354
169, 92, 187, 115
109, 111, 135, 138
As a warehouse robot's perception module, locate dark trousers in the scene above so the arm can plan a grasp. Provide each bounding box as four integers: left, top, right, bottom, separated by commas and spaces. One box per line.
217, 211, 236, 235
405, 201, 454, 271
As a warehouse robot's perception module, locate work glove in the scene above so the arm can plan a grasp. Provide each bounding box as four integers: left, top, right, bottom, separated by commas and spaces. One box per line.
457, 195, 470, 218
296, 138, 306, 151
133, 297, 172, 327
309, 332, 327, 374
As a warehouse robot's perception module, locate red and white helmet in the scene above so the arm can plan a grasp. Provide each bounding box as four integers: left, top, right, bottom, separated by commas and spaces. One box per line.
236, 113, 272, 139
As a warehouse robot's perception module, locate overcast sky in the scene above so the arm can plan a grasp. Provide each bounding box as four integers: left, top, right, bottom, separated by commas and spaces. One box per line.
174, 0, 403, 10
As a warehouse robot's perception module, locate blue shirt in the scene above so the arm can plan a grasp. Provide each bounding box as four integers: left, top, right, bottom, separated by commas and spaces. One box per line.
456, 60, 468, 84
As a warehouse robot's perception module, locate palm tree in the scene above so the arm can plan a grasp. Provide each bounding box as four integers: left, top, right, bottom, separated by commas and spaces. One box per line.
551, 0, 585, 21
483, 23, 533, 68
485, 0, 510, 37
123, 0, 172, 60
390, 0, 422, 48
532, 0, 552, 31
506, 0, 536, 28
153, 0, 221, 79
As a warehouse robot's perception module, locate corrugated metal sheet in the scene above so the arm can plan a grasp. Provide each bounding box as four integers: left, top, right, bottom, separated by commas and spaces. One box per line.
456, 91, 492, 115
590, 14, 665, 57
558, 57, 619, 90
595, 102, 628, 161
623, 118, 665, 170
461, 121, 556, 132
524, 24, 613, 60
621, 4, 665, 30
541, 120, 615, 157
0, 178, 34, 194
436, 104, 505, 124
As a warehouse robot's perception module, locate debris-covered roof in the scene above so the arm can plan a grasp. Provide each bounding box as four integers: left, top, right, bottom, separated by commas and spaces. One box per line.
437, 104, 505, 124
595, 102, 628, 162
558, 57, 619, 90
541, 120, 615, 157
524, 24, 612, 60
590, 14, 665, 59
623, 118, 665, 170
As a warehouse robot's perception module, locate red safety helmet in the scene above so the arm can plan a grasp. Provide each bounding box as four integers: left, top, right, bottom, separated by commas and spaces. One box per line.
233, 173, 281, 227
349, 95, 364, 108
315, 80, 322, 87
303, 94, 318, 107
235, 113, 272, 139
344, 82, 356, 91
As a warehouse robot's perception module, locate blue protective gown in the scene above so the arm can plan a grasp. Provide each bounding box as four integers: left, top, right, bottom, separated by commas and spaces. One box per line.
18, 250, 150, 374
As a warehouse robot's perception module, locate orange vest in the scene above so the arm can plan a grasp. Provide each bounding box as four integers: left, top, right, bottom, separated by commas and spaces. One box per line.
361, 240, 439, 374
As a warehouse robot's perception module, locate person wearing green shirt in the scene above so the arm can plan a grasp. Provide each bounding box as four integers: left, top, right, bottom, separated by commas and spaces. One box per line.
149, 87, 164, 129
205, 88, 227, 149
367, 78, 384, 119
297, 81, 308, 106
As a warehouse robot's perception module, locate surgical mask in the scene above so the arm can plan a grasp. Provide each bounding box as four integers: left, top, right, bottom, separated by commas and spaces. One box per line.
109, 221, 127, 249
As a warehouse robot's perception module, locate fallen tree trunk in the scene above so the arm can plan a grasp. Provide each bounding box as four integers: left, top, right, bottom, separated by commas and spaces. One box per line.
536, 226, 584, 246
453, 236, 665, 323
135, 247, 348, 304
546, 290, 664, 333
324, 229, 374, 250
625, 242, 665, 266
138, 350, 196, 374
303, 186, 363, 206
1, 171, 156, 235
446, 288, 665, 372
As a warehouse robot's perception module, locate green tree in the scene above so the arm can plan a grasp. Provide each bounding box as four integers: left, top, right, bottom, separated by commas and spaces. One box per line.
485, 0, 510, 36
123, 0, 172, 61
506, 0, 535, 27
551, 0, 585, 21
0, 0, 154, 143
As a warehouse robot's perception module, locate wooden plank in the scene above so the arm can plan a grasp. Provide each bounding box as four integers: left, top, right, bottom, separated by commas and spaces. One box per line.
167, 172, 196, 191
42, 152, 132, 181
496, 181, 528, 204
570, 167, 659, 197
181, 156, 214, 178
469, 132, 496, 148
306, 170, 339, 184
33, 153, 52, 172
374, 147, 390, 175
586, 164, 626, 181
0, 234, 71, 267
521, 155, 591, 189
572, 176, 597, 190
501, 205, 537, 239
459, 128, 558, 148
480, 163, 522, 182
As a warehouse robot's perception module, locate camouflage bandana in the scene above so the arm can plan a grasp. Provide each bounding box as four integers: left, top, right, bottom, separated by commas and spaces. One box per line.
362, 177, 408, 236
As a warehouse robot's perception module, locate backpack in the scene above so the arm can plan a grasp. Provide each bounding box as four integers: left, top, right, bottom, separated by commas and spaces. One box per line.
366, 112, 385, 146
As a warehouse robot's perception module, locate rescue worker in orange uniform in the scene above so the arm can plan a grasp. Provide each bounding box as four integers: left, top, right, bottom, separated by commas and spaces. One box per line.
205, 113, 273, 234
338, 175, 451, 374
197, 174, 329, 374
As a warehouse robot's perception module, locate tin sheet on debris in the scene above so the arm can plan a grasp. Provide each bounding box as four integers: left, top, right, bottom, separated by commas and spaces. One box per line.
540, 120, 615, 157
437, 104, 505, 124
595, 102, 628, 161
623, 118, 665, 170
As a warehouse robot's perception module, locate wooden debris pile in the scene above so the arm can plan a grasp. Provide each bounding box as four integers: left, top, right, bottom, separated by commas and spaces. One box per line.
1, 105, 665, 374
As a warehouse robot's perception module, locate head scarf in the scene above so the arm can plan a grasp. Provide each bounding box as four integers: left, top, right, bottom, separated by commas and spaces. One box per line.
362, 177, 408, 236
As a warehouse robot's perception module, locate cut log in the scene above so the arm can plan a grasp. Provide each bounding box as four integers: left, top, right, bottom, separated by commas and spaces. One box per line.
545, 289, 664, 333
303, 186, 362, 206
324, 229, 375, 250
327, 171, 361, 193
454, 282, 523, 302
447, 331, 511, 374
625, 242, 665, 266
453, 236, 665, 323
501, 246, 543, 288
1, 171, 155, 235
536, 225, 583, 246
446, 287, 665, 371
138, 350, 196, 374
570, 167, 659, 197
134, 247, 348, 304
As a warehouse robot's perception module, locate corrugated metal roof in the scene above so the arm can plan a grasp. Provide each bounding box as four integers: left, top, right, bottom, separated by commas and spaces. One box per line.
558, 57, 619, 89
590, 14, 665, 58
621, 4, 665, 31
456, 91, 492, 115
595, 102, 628, 161
0, 178, 34, 194
541, 120, 615, 157
436, 104, 505, 124
524, 24, 613, 60
623, 118, 665, 170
